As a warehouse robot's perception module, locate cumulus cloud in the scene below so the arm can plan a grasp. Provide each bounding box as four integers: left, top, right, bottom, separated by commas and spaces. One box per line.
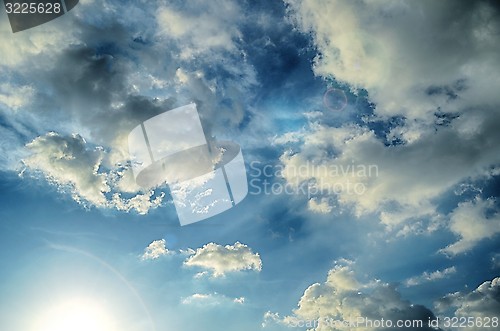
22, 132, 164, 214
285, 0, 500, 121
440, 198, 500, 256
404, 267, 457, 287
141, 239, 171, 260
435, 277, 500, 329
156, 0, 242, 59
0, 0, 257, 218
278, 115, 500, 223
0, 124, 26, 171
184, 242, 262, 277
0, 13, 74, 68
264, 261, 438, 331
181, 292, 245, 306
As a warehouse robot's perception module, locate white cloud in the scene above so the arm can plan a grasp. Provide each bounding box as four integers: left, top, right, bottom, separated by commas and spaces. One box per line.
141, 239, 171, 260
0, 124, 25, 171
264, 261, 437, 330
262, 311, 283, 328
0, 0, 257, 218
278, 116, 500, 223
441, 198, 500, 256
23, 132, 109, 206
435, 277, 500, 330
308, 198, 333, 214
181, 292, 245, 306
22, 132, 164, 214
233, 297, 245, 304
156, 0, 243, 59
154, 1, 257, 135
404, 267, 457, 287
0, 18, 73, 67
285, 0, 500, 121
280, 0, 500, 238
179, 248, 196, 256
184, 242, 262, 277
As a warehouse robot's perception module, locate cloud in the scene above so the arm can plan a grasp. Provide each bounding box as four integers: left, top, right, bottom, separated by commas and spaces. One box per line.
181, 293, 245, 306
278, 115, 500, 223
156, 0, 242, 59
264, 261, 438, 331
440, 198, 500, 256
22, 132, 109, 206
0, 83, 35, 111
308, 198, 333, 214
154, 0, 257, 136
435, 277, 500, 329
404, 267, 457, 287
184, 242, 262, 277
22, 132, 164, 214
141, 239, 171, 260
0, 0, 257, 217
279, 0, 500, 237
0, 13, 74, 67
285, 0, 500, 121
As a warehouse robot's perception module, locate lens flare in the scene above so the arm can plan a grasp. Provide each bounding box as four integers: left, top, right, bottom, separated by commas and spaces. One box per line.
323, 88, 348, 111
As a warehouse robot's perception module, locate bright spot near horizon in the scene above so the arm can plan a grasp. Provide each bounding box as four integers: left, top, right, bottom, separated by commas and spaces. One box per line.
32, 298, 116, 331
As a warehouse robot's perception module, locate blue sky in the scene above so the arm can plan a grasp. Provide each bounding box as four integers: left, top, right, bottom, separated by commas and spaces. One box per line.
1, 0, 500, 330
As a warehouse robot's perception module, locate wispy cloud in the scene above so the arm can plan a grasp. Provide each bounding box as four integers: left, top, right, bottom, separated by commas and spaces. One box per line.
436, 277, 500, 327
181, 292, 245, 306
404, 267, 457, 287
0, 83, 35, 111
308, 197, 333, 214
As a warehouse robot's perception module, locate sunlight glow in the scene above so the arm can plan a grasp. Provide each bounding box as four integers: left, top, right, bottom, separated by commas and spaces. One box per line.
32, 298, 116, 331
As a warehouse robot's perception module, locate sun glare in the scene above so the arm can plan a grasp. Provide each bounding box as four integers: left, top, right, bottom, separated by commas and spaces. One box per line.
32, 298, 116, 331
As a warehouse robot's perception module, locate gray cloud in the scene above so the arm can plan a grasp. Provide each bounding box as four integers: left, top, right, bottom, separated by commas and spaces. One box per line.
0, 0, 259, 215
277, 0, 500, 243
141, 239, 171, 260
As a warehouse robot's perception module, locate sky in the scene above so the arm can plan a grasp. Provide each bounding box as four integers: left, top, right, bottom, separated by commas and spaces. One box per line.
0, 0, 500, 330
